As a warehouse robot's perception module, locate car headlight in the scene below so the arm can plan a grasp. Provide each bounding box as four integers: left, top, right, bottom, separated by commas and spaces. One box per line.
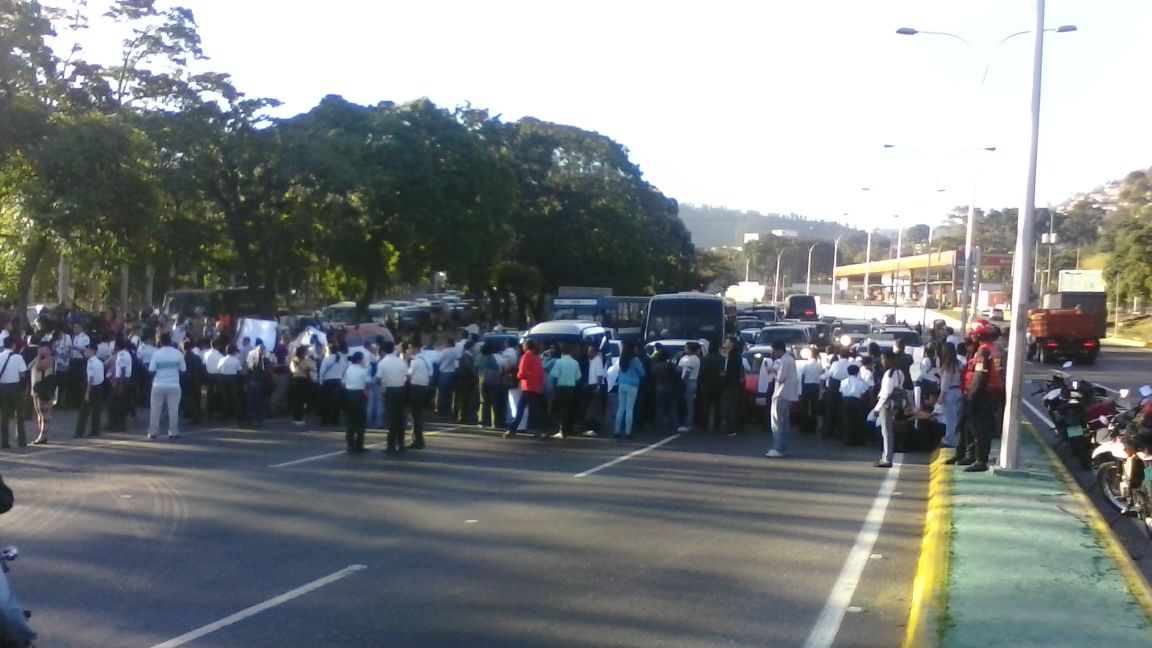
839, 335, 852, 347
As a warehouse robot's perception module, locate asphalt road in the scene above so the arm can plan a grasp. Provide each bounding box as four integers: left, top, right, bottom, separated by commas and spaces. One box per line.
1019, 343, 1152, 585
0, 403, 932, 647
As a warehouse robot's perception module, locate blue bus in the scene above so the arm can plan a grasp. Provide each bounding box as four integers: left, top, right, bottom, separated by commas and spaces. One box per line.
548, 295, 649, 343
643, 293, 726, 354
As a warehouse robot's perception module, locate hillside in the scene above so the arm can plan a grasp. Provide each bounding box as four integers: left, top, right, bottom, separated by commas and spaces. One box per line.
678, 204, 860, 249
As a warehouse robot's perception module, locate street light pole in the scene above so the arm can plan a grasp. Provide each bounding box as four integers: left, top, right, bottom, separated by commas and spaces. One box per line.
773, 249, 786, 304
893, 216, 903, 317
896, 23, 1075, 334
921, 226, 935, 325
1045, 211, 1056, 292
805, 242, 819, 295
830, 234, 845, 305
1001, 0, 1050, 471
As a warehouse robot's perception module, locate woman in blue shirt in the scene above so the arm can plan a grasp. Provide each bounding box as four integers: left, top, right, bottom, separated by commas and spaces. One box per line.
614, 342, 646, 439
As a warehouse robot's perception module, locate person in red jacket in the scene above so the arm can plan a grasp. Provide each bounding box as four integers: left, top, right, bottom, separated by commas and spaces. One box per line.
505, 339, 546, 438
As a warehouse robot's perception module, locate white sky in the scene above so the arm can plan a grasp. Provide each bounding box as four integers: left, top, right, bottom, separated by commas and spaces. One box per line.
74, 0, 1152, 230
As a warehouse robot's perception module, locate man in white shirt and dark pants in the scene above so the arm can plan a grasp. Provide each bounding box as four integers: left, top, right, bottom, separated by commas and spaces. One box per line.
342, 351, 370, 453
676, 342, 702, 433
766, 340, 800, 458
0, 336, 29, 448
406, 341, 432, 450
317, 342, 347, 427
839, 364, 871, 446
377, 341, 409, 453
798, 347, 824, 435
74, 342, 105, 439
436, 339, 459, 419
148, 333, 187, 439
67, 323, 89, 408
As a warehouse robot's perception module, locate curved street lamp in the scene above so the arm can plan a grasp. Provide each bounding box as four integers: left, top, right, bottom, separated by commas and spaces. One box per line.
894, 22, 1076, 334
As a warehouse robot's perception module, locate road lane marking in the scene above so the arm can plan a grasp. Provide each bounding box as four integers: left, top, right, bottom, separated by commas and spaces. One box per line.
150, 564, 367, 648
269, 431, 447, 468
1023, 399, 1055, 428
803, 453, 904, 648
573, 434, 681, 478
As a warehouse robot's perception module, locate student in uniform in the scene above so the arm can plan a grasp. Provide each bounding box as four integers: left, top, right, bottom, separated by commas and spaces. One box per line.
0, 336, 29, 448
342, 351, 370, 453
74, 343, 105, 439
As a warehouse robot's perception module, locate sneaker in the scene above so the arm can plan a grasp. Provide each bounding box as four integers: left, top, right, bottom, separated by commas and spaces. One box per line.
676, 426, 690, 433
502, 431, 516, 439
146, 434, 156, 440
582, 430, 599, 438
964, 461, 989, 473
168, 434, 180, 439
551, 432, 565, 439
293, 420, 305, 426
874, 461, 893, 468
766, 449, 784, 458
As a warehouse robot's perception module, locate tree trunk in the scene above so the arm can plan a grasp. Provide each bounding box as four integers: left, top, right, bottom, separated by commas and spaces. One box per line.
14, 235, 50, 327
356, 235, 385, 323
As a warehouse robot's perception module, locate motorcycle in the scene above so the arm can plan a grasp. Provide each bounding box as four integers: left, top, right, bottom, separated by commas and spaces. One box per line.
1031, 362, 1109, 469
1093, 385, 1152, 540
0, 546, 35, 647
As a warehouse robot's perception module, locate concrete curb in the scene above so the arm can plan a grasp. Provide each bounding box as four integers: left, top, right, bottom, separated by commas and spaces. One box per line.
902, 447, 954, 648
1025, 422, 1152, 627
1102, 336, 1152, 349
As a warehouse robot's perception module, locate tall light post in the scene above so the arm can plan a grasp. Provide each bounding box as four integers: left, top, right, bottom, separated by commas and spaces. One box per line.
896, 22, 1075, 334
892, 215, 903, 316
830, 233, 846, 305
1001, 0, 1071, 470
773, 248, 787, 304
805, 242, 820, 295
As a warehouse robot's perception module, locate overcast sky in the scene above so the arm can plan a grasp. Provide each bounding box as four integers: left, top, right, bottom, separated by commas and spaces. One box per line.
77, 0, 1152, 230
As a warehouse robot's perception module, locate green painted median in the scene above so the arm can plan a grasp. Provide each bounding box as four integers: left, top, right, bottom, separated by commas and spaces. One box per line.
944, 432, 1152, 646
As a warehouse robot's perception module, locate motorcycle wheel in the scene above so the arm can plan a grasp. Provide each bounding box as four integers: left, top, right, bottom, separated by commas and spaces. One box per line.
1096, 462, 1126, 512
1140, 487, 1152, 541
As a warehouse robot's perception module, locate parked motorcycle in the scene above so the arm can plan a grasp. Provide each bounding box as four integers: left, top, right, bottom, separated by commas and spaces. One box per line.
1093, 385, 1152, 540
1032, 362, 1106, 469
0, 546, 35, 646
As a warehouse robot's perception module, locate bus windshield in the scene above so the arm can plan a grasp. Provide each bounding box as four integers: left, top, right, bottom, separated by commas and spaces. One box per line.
645, 296, 724, 352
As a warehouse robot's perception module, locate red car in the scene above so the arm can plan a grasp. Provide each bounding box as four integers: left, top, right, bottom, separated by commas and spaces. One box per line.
741, 345, 803, 422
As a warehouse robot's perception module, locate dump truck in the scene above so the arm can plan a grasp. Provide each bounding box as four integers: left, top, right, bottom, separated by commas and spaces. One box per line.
1026, 308, 1100, 365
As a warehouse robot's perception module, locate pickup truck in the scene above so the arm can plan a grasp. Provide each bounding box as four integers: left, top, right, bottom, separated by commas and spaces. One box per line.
1026, 308, 1100, 365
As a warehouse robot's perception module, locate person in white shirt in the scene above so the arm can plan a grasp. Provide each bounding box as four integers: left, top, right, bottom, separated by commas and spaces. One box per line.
798, 347, 824, 435
217, 345, 244, 424
74, 342, 105, 439
106, 338, 135, 432
342, 351, 370, 453
96, 338, 113, 362
67, 323, 90, 408
317, 342, 347, 427
858, 356, 876, 390
376, 341, 409, 452
500, 341, 519, 371
0, 336, 30, 447
147, 333, 187, 439
676, 342, 702, 433
870, 351, 906, 468
406, 341, 432, 450
244, 339, 269, 428
202, 342, 224, 420
823, 349, 852, 438
766, 340, 800, 458
436, 339, 460, 418
839, 364, 871, 446
583, 345, 607, 436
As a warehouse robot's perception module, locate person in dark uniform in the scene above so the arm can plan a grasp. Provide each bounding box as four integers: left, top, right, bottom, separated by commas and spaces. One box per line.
946, 320, 1003, 472
181, 339, 205, 425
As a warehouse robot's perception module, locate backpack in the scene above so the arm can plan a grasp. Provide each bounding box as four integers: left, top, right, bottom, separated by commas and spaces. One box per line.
481, 355, 503, 386
456, 352, 476, 382
887, 369, 908, 411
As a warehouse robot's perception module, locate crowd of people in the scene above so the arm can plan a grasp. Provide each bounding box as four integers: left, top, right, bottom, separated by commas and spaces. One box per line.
0, 304, 1009, 472
748, 319, 1007, 470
